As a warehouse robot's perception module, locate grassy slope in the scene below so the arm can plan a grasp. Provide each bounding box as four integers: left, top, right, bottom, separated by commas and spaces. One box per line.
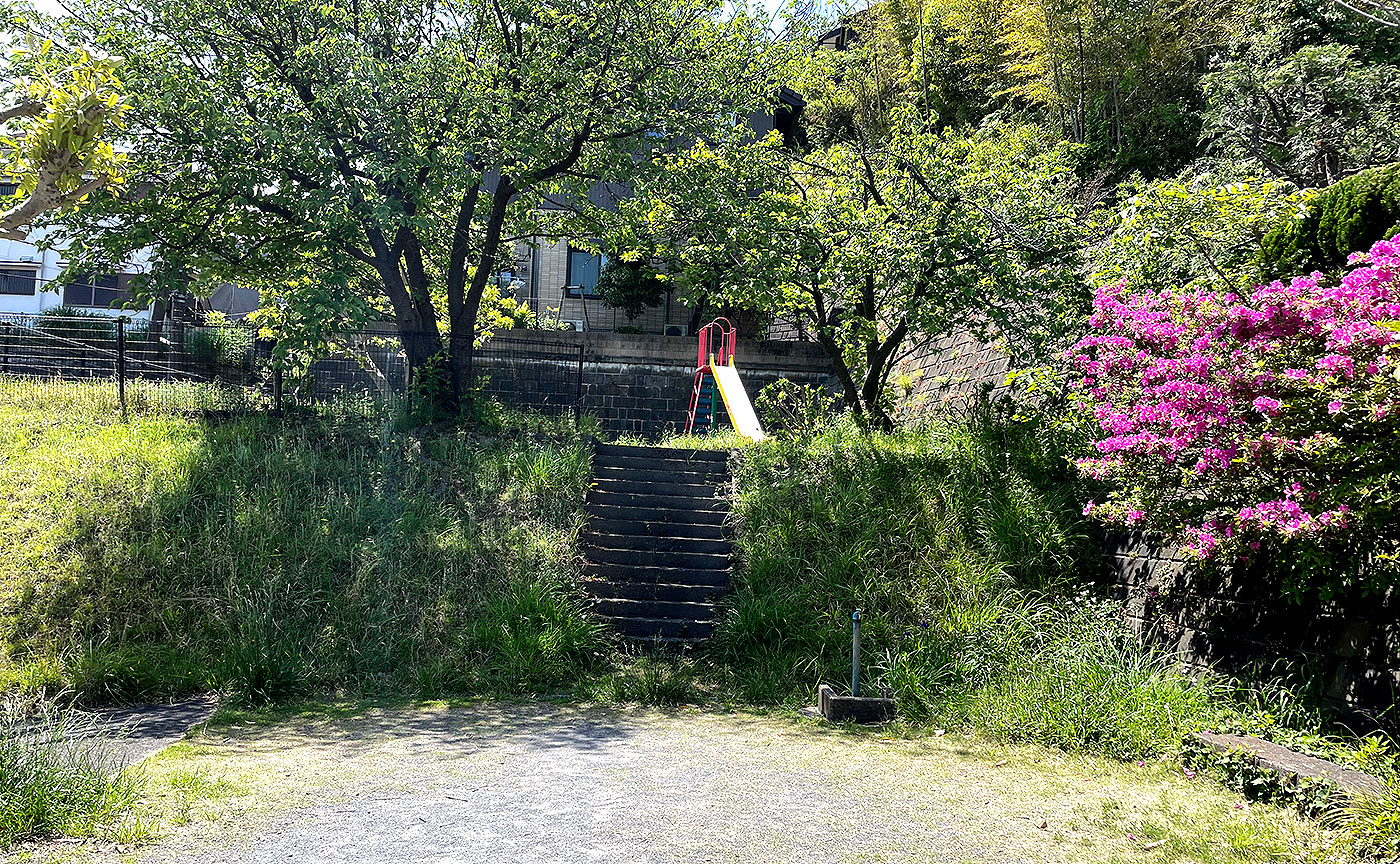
0, 380, 605, 704
718, 407, 1227, 757
1, 381, 1394, 856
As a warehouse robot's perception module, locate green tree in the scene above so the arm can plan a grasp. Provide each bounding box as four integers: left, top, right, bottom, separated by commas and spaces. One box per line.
1201, 2, 1400, 187
1090, 166, 1306, 293
594, 257, 668, 322
54, 0, 786, 406
619, 115, 1086, 428
0, 9, 128, 241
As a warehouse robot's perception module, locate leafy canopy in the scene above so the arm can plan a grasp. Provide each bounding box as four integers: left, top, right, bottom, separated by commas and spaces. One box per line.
0, 5, 128, 241
53, 0, 789, 400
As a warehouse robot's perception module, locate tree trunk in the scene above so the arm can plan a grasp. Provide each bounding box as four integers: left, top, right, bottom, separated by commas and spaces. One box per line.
447, 179, 516, 407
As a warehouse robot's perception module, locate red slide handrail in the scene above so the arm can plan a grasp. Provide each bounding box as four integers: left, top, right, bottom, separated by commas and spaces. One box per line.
695, 317, 736, 371
685, 318, 737, 435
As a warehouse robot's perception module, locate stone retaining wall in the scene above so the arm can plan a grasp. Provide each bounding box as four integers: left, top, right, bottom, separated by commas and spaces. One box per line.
1108, 531, 1399, 721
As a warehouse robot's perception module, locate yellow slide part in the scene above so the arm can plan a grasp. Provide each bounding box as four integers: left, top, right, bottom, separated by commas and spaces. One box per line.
711, 362, 767, 442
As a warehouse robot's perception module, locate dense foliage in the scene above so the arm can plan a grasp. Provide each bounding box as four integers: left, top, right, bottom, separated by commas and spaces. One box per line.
1070, 236, 1400, 593
718, 408, 1246, 757
0, 6, 128, 242
1261, 162, 1400, 276
48, 0, 787, 404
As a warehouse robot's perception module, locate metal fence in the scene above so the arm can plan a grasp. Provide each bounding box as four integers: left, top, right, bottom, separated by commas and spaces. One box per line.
0, 315, 584, 418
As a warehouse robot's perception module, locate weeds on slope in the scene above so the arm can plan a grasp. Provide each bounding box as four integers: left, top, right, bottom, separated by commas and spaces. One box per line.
0, 381, 606, 704
717, 403, 1231, 758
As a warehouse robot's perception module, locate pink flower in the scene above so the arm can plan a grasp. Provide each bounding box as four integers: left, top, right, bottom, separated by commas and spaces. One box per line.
1328, 400, 1343, 414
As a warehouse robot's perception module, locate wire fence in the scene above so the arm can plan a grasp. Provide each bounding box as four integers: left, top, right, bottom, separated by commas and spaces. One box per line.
0, 315, 585, 419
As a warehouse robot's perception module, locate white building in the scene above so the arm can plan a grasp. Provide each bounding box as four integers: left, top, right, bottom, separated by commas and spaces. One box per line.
0, 178, 154, 318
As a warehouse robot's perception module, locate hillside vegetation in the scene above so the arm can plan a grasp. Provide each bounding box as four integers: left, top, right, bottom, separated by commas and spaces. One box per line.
0, 380, 604, 704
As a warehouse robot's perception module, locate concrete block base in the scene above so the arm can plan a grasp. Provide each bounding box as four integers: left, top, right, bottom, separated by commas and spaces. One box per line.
818, 684, 896, 724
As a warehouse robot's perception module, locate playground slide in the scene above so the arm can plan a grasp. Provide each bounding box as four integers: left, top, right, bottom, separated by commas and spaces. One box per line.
711, 364, 767, 442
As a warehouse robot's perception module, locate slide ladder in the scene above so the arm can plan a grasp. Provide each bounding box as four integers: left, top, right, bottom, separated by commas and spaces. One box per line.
684, 318, 766, 441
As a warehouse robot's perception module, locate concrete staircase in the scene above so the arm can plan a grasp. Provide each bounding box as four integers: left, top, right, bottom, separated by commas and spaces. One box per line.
580, 442, 732, 641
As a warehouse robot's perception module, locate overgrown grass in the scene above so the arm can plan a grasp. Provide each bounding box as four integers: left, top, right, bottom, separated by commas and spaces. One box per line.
0, 378, 606, 704
718, 404, 1231, 758
0, 702, 149, 846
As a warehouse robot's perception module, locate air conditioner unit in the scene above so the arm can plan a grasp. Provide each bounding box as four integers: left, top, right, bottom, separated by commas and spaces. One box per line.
559, 319, 585, 332
663, 324, 689, 337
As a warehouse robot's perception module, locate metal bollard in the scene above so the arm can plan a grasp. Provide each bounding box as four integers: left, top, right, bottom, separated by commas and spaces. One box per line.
851, 608, 862, 697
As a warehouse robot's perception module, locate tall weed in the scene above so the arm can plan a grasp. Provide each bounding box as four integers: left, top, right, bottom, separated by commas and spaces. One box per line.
0, 702, 144, 845
721, 405, 1223, 757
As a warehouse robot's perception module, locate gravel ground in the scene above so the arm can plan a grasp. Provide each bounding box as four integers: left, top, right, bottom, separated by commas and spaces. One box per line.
91, 699, 217, 765
155, 706, 1012, 864
12, 703, 1332, 864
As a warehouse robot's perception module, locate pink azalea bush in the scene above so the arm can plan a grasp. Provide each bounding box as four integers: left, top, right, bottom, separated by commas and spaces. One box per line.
1068, 236, 1400, 589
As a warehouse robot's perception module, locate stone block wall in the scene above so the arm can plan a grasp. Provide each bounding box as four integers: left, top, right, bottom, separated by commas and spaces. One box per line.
889, 331, 1014, 417
1108, 532, 1399, 721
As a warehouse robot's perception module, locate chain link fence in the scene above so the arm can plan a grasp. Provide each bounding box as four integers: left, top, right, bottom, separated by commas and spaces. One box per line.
0, 315, 584, 419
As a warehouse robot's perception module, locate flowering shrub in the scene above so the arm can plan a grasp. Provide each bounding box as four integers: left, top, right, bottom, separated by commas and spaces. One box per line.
1068, 236, 1400, 592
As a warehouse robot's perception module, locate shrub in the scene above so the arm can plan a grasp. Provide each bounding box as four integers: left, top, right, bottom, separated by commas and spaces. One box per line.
754, 379, 841, 438
594, 258, 667, 320
1068, 236, 1400, 595
1261, 162, 1400, 277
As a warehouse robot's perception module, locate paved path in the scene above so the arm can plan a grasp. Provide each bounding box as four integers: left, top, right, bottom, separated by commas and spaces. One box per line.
92, 698, 217, 765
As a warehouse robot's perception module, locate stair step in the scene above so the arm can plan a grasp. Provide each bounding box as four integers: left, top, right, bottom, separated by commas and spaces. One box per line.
598, 615, 716, 641
591, 477, 724, 498
591, 456, 729, 480
580, 533, 731, 555
587, 489, 727, 511
591, 597, 717, 620
595, 443, 729, 464
582, 562, 730, 587
585, 518, 727, 541
594, 465, 727, 485
584, 580, 726, 603
584, 504, 728, 526
582, 546, 730, 570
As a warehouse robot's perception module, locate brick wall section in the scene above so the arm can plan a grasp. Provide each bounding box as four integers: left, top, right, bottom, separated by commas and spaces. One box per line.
489, 329, 835, 436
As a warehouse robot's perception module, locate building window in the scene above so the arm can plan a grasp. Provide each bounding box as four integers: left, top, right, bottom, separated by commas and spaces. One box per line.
565, 246, 606, 299
65, 272, 135, 309
0, 267, 36, 296
0, 181, 17, 198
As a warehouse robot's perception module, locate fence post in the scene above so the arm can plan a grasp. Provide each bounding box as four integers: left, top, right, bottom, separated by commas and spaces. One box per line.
273, 363, 284, 417
573, 343, 583, 422
1, 322, 9, 376
404, 331, 414, 416
116, 316, 127, 417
